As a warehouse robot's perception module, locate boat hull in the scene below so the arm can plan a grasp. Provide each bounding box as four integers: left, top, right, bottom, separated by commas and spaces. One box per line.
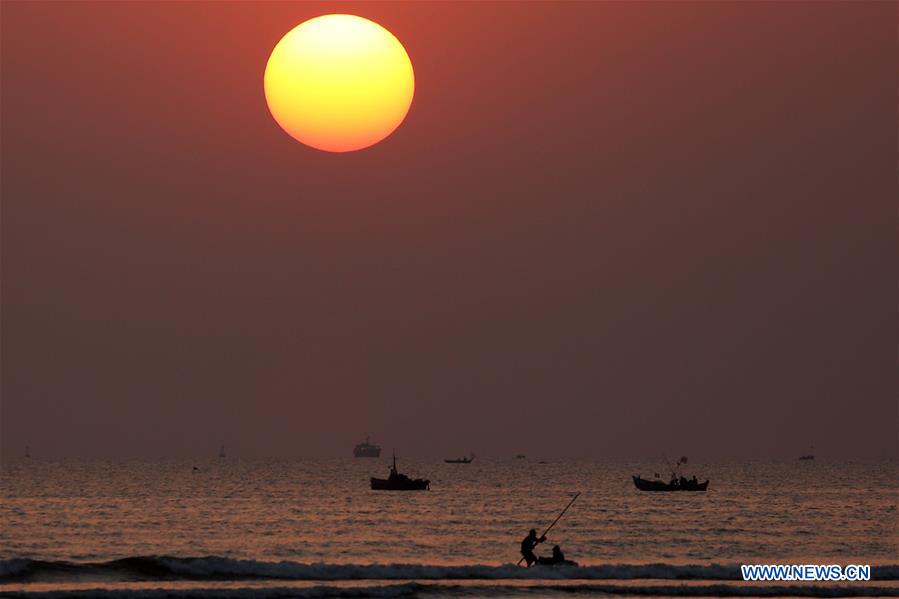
536, 559, 579, 567
632, 475, 708, 492
370, 477, 429, 491
354, 447, 381, 458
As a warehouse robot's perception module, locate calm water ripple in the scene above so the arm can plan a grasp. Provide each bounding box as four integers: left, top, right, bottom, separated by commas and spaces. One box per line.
2, 458, 895, 567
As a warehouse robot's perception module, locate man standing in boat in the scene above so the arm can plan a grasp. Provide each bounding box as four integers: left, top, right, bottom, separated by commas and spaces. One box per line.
520, 529, 546, 567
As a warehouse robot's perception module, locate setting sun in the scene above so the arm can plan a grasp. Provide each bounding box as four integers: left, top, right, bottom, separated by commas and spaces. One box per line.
264, 14, 414, 153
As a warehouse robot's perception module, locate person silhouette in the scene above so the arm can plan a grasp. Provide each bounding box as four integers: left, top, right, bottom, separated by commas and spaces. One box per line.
520, 529, 546, 567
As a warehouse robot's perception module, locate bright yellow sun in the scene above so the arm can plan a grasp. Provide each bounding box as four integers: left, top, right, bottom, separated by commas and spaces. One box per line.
264, 14, 415, 153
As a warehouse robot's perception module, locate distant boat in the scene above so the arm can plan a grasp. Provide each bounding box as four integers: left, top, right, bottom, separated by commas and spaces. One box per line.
799, 445, 815, 460
515, 454, 526, 459
24, 445, 30, 459
444, 453, 474, 464
634, 456, 707, 492
354, 436, 381, 458
371, 451, 429, 491
632, 475, 709, 492
218, 445, 226, 459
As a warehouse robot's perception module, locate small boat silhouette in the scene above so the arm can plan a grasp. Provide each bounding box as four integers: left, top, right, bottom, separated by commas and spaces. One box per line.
633, 456, 708, 492
632, 475, 709, 492
371, 451, 429, 491
444, 453, 474, 464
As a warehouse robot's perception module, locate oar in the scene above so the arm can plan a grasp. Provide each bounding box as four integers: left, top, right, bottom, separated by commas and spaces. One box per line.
517, 492, 581, 566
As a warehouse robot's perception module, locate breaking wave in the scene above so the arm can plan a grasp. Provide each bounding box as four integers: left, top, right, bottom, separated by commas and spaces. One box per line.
1, 582, 899, 599
1, 557, 897, 584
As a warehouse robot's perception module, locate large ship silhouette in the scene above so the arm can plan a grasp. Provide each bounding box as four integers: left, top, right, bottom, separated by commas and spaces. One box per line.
353, 436, 381, 458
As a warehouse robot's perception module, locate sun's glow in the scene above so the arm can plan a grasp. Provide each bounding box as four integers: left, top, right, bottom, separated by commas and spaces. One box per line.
264, 14, 415, 153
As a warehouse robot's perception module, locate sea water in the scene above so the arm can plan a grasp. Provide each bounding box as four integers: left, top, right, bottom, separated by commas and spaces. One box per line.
1, 458, 896, 597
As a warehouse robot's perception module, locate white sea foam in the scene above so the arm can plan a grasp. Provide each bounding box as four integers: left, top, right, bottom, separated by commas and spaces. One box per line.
1, 582, 899, 598
2, 557, 897, 583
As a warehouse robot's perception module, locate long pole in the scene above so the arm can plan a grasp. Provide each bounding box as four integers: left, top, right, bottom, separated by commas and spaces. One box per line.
517, 492, 581, 566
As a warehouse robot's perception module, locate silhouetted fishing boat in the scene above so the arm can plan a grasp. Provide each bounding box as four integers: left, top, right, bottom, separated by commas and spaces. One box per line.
444, 453, 474, 464
354, 436, 381, 458
371, 452, 429, 491
633, 455, 708, 492
799, 445, 815, 460
632, 475, 708, 492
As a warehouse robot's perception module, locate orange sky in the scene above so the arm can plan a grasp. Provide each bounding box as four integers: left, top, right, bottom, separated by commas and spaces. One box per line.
1, 1, 896, 459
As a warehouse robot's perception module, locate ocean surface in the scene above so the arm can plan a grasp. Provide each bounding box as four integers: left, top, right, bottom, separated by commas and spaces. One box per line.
1, 458, 896, 598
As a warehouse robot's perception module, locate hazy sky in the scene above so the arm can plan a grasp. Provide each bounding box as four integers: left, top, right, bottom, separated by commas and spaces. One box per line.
2, 1, 896, 460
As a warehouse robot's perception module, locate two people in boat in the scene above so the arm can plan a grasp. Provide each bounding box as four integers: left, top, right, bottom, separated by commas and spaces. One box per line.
520, 529, 570, 567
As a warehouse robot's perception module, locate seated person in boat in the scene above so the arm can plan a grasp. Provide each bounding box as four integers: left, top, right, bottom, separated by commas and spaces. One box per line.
537, 545, 567, 565
520, 529, 546, 567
